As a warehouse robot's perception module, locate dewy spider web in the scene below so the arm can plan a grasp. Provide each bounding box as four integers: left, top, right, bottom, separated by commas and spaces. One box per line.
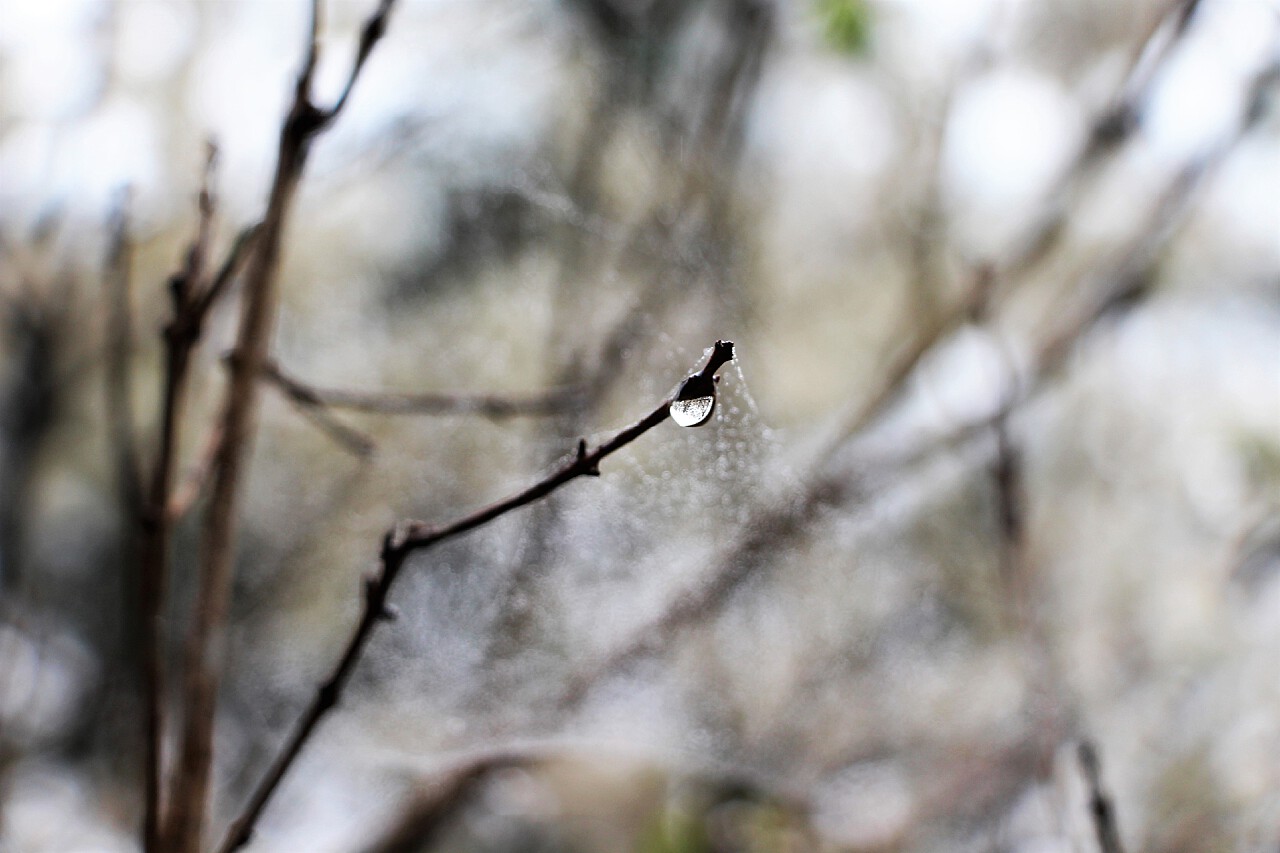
339, 344, 790, 743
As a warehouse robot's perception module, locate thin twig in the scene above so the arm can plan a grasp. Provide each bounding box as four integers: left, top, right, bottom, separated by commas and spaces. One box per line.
168, 3, 398, 849
1079, 741, 1125, 853
134, 143, 220, 853
214, 341, 735, 853
105, 189, 142, 516
103, 188, 164, 851
269, 380, 377, 457
261, 359, 583, 420
195, 224, 261, 321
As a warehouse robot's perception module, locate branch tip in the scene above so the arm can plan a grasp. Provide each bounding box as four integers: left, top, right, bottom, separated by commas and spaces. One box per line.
702, 340, 735, 377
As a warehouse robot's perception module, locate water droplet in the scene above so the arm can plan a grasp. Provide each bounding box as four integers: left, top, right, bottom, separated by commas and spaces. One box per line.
670, 394, 715, 427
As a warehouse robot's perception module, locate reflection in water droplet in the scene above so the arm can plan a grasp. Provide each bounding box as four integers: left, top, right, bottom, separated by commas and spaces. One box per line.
670, 395, 715, 427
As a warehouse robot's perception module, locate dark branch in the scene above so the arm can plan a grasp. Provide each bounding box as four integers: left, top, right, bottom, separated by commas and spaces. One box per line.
1079, 741, 1126, 853
214, 340, 734, 853
138, 146, 221, 853
104, 189, 142, 517
193, 223, 261, 324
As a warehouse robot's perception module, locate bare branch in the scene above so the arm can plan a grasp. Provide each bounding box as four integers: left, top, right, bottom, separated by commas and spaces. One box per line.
214, 341, 735, 853
193, 223, 261, 324
261, 359, 583, 420
103, 188, 163, 852
326, 0, 395, 121
168, 2, 398, 850
134, 145, 219, 853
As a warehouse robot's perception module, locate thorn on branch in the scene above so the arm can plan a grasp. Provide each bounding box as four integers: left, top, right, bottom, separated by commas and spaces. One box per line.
576, 438, 600, 475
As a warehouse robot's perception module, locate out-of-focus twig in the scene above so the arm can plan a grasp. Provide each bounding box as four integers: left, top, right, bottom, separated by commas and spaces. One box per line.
249, 356, 584, 460
1079, 741, 1126, 853
133, 143, 231, 853
214, 341, 735, 853
168, 2, 398, 850
1002, 0, 1205, 278
261, 359, 583, 421
104, 190, 142, 518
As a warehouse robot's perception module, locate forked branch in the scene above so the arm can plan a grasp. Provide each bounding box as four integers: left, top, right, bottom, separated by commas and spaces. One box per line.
215, 340, 735, 853
167, 2, 398, 850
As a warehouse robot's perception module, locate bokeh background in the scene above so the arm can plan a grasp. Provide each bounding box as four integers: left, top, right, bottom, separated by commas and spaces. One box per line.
1, 0, 1278, 851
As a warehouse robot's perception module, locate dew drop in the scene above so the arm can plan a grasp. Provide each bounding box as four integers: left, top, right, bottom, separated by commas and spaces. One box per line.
670, 394, 715, 428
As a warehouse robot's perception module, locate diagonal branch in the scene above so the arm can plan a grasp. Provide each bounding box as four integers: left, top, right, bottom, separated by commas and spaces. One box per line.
1079, 741, 1126, 853
261, 359, 583, 421
214, 340, 735, 853
250, 357, 583, 459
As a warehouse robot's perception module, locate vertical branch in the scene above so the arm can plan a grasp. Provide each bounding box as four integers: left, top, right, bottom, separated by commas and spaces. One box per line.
134, 144, 220, 853
103, 189, 159, 849
166, 3, 397, 850
105, 189, 142, 518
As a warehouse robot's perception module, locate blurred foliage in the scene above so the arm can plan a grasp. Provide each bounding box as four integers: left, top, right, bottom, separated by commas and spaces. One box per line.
816, 0, 873, 56
1236, 429, 1280, 501
637, 806, 711, 853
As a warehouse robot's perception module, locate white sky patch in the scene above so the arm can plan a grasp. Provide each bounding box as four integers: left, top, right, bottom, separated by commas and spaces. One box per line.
754, 58, 897, 183
2, 28, 101, 121
915, 324, 1013, 429
1143, 41, 1250, 166
942, 66, 1085, 209
115, 1, 197, 86
187, 28, 296, 215
879, 0, 1012, 62
811, 760, 914, 849
0, 122, 57, 223
1142, 0, 1280, 167
0, 0, 104, 50
1203, 138, 1280, 259
51, 95, 163, 214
